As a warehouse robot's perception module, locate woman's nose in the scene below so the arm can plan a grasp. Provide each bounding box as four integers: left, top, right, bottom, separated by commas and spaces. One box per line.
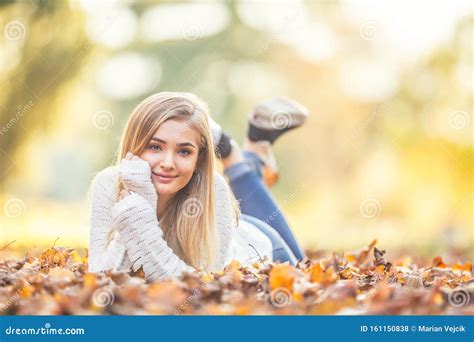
160, 151, 175, 169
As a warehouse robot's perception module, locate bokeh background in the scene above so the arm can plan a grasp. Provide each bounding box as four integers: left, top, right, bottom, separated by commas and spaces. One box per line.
0, 0, 472, 261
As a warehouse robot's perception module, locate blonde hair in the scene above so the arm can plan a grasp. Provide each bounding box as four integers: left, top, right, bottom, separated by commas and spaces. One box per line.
117, 92, 227, 271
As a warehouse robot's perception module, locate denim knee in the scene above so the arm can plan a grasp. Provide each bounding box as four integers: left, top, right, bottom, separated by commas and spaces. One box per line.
241, 214, 298, 265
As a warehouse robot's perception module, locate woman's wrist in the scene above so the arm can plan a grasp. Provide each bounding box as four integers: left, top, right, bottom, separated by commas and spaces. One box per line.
112, 192, 157, 228
118, 154, 158, 208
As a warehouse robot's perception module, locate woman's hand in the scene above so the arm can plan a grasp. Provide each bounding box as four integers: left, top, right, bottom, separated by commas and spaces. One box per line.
119, 188, 131, 200
119, 152, 152, 190
119, 152, 158, 209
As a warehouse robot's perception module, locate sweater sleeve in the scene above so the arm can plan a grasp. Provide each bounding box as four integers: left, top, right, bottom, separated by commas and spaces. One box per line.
88, 167, 130, 273
118, 158, 157, 210
111, 192, 195, 281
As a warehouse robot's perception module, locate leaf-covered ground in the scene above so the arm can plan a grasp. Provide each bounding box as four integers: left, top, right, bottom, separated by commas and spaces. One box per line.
0, 240, 472, 315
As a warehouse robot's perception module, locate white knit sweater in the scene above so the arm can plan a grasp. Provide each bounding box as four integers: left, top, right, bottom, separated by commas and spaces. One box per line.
88, 160, 272, 281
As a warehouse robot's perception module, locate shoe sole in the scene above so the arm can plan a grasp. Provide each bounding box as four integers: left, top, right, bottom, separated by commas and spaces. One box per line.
249, 97, 309, 131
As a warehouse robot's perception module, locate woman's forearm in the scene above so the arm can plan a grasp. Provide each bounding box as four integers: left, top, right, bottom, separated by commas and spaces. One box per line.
111, 192, 195, 281
89, 167, 129, 273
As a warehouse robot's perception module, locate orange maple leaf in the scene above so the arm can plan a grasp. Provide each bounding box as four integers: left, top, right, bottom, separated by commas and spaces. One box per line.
269, 263, 296, 290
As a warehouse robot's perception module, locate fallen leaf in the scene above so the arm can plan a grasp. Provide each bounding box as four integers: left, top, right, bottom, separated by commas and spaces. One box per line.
269, 263, 296, 290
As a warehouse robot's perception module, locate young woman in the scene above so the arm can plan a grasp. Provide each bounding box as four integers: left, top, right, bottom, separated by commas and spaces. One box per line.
88, 92, 308, 281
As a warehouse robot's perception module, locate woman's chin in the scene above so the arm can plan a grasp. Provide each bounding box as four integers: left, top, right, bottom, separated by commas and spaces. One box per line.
153, 177, 191, 197
154, 183, 179, 196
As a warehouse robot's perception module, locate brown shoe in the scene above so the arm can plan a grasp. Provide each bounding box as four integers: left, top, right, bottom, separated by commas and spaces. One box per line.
247, 97, 309, 186
248, 97, 309, 144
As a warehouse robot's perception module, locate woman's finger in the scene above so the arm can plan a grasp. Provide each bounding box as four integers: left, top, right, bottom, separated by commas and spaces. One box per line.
120, 189, 130, 199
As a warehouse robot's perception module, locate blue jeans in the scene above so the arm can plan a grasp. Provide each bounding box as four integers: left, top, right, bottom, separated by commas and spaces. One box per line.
241, 214, 298, 265
225, 152, 305, 264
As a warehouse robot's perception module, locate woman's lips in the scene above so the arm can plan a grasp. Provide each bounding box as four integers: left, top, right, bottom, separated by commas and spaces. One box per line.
152, 172, 178, 184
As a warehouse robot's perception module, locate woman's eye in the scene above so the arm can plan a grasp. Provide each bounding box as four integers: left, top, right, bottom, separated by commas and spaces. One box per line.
148, 144, 161, 151
178, 149, 191, 156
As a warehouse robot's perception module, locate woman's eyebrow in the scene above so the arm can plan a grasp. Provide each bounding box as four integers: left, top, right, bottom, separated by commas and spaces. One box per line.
150, 137, 196, 149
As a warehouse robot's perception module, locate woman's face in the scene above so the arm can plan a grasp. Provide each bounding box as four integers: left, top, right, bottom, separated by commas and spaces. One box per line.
140, 118, 201, 197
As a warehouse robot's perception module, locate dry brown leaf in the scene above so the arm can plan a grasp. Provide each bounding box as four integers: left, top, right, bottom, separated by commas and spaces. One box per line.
269, 263, 296, 290
0, 241, 471, 315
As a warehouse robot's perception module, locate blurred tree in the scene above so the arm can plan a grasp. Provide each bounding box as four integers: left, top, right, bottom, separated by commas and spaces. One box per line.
0, 0, 90, 190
